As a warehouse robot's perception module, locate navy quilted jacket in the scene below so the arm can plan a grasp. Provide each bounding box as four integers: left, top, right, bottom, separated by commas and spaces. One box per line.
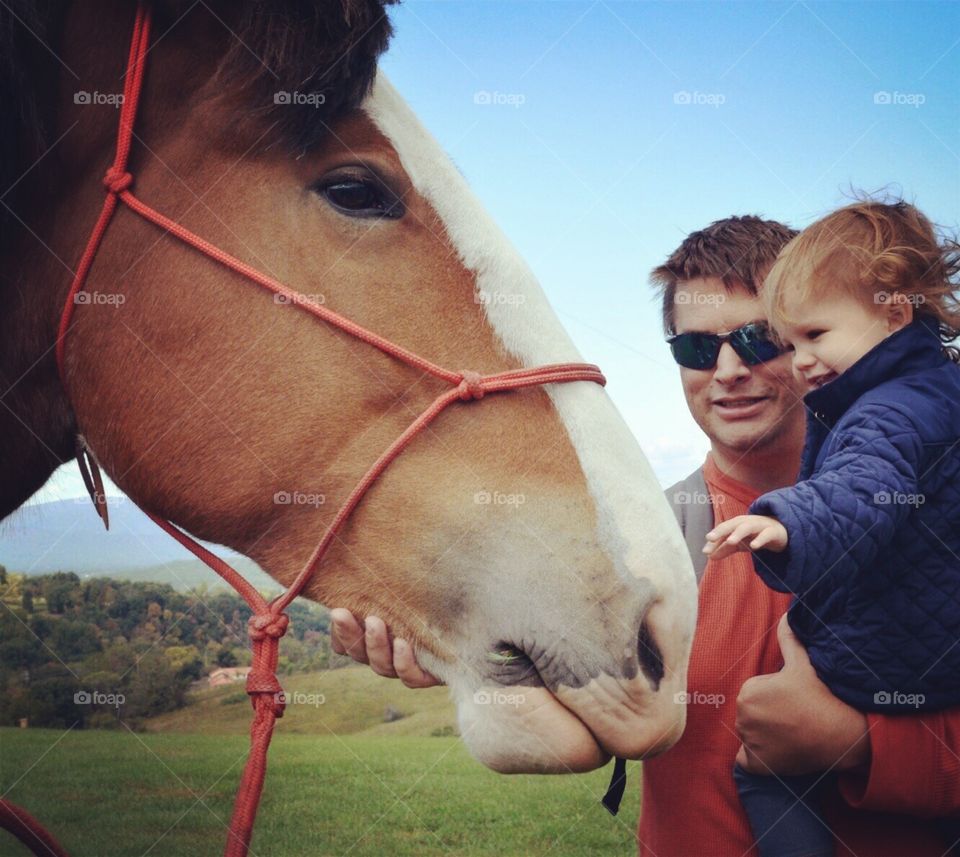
750, 317, 960, 712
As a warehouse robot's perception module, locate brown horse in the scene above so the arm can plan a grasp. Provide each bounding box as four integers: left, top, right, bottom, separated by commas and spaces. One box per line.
1, 0, 696, 804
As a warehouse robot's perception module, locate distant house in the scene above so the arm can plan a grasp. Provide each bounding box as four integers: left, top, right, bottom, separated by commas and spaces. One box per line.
208, 667, 251, 687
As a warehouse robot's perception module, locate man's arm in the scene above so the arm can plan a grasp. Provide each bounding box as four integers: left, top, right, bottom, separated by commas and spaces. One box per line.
838, 709, 960, 817
737, 615, 960, 818
735, 615, 871, 775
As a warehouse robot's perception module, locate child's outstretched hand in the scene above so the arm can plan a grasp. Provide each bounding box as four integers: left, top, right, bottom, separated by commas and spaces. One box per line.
703, 514, 788, 561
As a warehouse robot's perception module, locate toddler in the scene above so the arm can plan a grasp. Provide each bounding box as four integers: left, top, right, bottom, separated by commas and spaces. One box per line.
704, 200, 960, 857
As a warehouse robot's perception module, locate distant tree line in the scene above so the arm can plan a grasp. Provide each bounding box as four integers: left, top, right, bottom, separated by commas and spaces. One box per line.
0, 572, 333, 729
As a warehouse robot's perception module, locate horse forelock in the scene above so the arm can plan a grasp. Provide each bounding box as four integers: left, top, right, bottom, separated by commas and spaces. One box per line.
214, 0, 396, 151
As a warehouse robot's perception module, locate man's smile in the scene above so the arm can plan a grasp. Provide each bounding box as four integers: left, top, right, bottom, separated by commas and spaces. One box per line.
711, 395, 772, 419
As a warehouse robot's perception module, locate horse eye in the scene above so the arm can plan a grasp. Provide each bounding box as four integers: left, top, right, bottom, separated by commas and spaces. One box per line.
319, 179, 403, 219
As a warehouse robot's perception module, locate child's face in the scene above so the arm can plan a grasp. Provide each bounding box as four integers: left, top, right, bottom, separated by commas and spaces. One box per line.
776, 292, 909, 390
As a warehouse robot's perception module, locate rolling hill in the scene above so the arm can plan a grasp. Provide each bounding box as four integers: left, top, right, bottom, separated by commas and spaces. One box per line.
0, 497, 279, 592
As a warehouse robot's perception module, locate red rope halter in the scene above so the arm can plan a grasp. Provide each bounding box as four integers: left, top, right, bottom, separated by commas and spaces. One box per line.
4, 5, 605, 855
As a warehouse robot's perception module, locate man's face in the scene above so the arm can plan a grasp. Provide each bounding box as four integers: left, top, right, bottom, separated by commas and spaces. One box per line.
672, 277, 806, 460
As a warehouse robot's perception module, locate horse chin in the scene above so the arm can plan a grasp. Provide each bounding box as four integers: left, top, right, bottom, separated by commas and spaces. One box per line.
454, 685, 610, 774
553, 670, 688, 762
418, 642, 688, 774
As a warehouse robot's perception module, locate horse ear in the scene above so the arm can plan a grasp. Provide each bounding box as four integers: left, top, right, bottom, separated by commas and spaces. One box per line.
213, 0, 396, 151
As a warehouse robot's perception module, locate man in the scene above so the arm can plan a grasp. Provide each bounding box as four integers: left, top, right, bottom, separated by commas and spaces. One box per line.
330, 216, 960, 855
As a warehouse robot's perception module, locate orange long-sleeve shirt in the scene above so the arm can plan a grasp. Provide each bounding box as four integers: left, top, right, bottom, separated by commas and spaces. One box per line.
639, 454, 958, 856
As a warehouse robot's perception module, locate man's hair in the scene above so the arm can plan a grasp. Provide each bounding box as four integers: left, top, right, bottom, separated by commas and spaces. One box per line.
650, 216, 798, 335
764, 199, 960, 356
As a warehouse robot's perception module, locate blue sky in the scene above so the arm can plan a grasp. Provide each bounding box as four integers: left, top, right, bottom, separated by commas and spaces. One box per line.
380, 0, 960, 485
34, 1, 959, 504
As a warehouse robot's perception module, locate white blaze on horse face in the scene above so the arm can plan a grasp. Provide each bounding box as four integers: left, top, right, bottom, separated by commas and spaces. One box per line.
363, 75, 697, 767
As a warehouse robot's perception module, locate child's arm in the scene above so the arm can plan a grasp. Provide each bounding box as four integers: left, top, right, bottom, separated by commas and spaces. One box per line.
748, 401, 924, 597
702, 514, 788, 561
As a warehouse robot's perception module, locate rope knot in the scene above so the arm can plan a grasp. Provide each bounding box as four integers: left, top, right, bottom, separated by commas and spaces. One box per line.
247, 612, 289, 642
245, 668, 286, 717
457, 370, 485, 402
103, 168, 133, 194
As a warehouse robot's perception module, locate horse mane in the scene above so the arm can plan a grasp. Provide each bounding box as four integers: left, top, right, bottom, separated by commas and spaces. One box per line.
0, 0, 395, 251
0, 1, 60, 252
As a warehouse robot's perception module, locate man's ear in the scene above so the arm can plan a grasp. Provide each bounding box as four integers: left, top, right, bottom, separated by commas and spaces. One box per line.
886, 293, 914, 332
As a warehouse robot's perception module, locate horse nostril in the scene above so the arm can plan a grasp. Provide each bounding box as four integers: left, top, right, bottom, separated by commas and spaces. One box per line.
637, 619, 664, 690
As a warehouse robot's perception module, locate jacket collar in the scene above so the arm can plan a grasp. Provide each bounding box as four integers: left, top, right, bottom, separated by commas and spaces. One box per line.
803, 316, 945, 422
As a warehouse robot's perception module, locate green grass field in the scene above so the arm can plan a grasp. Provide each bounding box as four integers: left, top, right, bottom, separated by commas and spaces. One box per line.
145, 664, 460, 738
1, 668, 642, 856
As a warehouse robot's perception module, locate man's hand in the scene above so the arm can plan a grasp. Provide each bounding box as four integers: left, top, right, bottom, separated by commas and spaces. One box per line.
329, 609, 442, 688
703, 514, 788, 560
735, 614, 870, 776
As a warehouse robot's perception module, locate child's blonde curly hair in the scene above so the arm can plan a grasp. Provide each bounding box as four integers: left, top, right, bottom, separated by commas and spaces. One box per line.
764, 199, 960, 360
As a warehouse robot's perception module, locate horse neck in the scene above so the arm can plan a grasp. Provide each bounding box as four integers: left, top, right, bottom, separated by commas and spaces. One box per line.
0, 244, 75, 518
0, 1, 222, 519
0, 10, 82, 519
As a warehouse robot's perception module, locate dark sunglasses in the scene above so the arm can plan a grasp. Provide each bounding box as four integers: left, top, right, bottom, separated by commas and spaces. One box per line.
667, 321, 784, 370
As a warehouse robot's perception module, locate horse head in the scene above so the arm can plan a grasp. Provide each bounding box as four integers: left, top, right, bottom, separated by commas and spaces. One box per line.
1, 0, 697, 774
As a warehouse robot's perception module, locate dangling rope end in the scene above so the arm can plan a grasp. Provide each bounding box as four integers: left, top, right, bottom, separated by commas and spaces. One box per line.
75, 435, 110, 530
601, 756, 628, 816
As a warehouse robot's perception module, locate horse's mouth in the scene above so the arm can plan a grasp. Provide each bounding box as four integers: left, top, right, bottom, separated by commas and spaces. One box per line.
486, 616, 666, 693
485, 644, 544, 687
453, 626, 683, 775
